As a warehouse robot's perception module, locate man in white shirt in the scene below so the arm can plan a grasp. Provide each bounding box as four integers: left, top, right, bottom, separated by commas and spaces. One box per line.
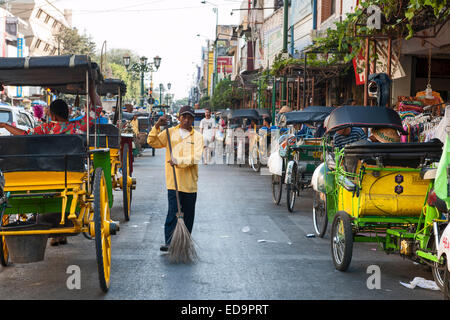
199, 108, 217, 164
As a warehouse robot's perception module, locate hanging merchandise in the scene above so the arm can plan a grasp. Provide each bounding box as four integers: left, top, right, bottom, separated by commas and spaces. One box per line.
415, 48, 445, 116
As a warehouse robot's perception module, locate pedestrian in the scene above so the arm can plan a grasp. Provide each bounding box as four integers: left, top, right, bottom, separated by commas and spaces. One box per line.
147, 106, 204, 252
199, 108, 217, 164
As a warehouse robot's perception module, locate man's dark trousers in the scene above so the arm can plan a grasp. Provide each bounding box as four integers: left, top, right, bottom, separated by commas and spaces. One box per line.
165, 189, 197, 245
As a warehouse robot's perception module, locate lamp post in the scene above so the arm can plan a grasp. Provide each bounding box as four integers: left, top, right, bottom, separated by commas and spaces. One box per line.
123, 54, 162, 108
201, 1, 218, 96
166, 83, 171, 105
159, 83, 164, 107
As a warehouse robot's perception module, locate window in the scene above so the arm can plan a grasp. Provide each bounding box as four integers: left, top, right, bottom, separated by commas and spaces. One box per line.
0, 111, 12, 123
52, 20, 58, 29
16, 113, 29, 127
44, 43, 50, 52
44, 14, 51, 24
34, 39, 41, 49
36, 9, 43, 19
51, 48, 57, 55
19, 113, 33, 128
321, 0, 336, 22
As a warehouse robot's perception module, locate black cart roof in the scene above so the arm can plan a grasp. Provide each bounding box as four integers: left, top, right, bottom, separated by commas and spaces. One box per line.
96, 78, 127, 96
230, 109, 261, 120
0, 55, 102, 88
280, 106, 335, 126
325, 106, 404, 134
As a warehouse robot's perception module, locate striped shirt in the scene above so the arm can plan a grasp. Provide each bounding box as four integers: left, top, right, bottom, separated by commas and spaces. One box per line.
333, 127, 367, 149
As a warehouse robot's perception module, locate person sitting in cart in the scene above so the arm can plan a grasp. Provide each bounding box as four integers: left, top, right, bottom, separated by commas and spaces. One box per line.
333, 127, 367, 149
0, 85, 102, 135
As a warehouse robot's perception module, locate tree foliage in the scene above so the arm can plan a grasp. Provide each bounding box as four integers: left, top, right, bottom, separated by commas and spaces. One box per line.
54, 27, 96, 56
210, 79, 245, 110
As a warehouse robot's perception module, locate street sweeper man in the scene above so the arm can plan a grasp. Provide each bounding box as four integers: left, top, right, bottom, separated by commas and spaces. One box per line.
148, 105, 204, 252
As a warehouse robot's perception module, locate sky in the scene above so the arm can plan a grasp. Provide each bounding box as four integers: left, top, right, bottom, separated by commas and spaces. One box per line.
57, 0, 242, 100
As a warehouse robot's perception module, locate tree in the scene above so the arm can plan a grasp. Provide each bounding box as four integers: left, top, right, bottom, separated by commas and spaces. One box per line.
54, 27, 96, 56
198, 96, 210, 109
210, 79, 244, 110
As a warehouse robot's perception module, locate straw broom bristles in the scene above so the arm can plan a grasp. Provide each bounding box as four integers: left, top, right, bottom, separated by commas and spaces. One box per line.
168, 213, 198, 264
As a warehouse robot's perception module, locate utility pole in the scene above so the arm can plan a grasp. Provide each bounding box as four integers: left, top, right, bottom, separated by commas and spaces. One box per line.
281, 0, 289, 106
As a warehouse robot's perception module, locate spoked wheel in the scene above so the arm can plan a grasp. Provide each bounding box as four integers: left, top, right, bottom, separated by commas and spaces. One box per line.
444, 258, 450, 300
313, 192, 328, 238
272, 175, 283, 205
93, 167, 112, 293
249, 143, 261, 173
0, 215, 9, 266
431, 234, 447, 293
122, 144, 132, 221
331, 211, 353, 271
286, 165, 297, 213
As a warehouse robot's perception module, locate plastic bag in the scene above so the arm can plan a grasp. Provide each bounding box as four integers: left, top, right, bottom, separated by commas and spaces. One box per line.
268, 151, 282, 176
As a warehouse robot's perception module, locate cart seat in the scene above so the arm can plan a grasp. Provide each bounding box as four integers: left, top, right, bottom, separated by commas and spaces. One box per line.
0, 135, 86, 173
89, 124, 120, 149
344, 139, 443, 169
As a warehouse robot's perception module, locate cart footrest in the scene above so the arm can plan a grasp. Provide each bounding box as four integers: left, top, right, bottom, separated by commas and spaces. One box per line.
9, 192, 61, 198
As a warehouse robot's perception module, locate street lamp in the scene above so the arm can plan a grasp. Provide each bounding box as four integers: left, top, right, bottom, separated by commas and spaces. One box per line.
123, 54, 162, 108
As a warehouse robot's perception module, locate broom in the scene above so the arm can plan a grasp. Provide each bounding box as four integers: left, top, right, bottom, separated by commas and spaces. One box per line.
165, 126, 198, 264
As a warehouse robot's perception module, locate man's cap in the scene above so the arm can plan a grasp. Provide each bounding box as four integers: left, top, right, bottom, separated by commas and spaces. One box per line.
179, 105, 195, 117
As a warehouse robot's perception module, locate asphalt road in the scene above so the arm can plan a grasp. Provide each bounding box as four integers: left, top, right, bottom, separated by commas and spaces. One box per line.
0, 148, 443, 300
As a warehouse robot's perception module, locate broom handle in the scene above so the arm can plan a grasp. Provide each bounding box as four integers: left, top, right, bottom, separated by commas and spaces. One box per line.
165, 126, 182, 217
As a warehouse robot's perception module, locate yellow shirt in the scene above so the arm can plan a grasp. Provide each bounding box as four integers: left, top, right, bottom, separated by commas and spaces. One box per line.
147, 124, 204, 193
131, 119, 139, 135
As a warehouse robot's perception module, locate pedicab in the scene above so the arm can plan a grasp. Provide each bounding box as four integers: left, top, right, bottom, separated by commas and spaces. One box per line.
314, 106, 445, 277
136, 113, 155, 156
227, 109, 261, 167
278, 106, 334, 213
96, 78, 135, 221
0, 55, 119, 292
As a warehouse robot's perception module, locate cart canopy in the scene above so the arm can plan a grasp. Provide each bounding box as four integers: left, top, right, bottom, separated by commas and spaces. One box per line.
230, 109, 261, 120
325, 106, 404, 134
0, 55, 102, 88
280, 106, 335, 126
97, 78, 127, 96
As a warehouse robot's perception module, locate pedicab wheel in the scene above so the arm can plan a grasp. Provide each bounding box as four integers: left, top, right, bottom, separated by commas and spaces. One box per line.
0, 214, 8, 266
431, 237, 446, 292
250, 144, 261, 173
152, 148, 155, 157
313, 192, 328, 238
0, 236, 8, 267
444, 258, 450, 300
93, 167, 112, 293
122, 143, 132, 221
272, 175, 283, 205
331, 211, 353, 271
286, 165, 297, 213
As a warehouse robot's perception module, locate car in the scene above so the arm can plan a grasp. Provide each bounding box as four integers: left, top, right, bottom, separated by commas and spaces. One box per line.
194, 109, 206, 128
0, 105, 36, 136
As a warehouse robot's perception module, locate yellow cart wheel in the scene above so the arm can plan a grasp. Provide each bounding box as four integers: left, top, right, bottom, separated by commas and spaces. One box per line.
122, 144, 132, 221
93, 167, 111, 292
0, 215, 9, 266
0, 236, 8, 267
